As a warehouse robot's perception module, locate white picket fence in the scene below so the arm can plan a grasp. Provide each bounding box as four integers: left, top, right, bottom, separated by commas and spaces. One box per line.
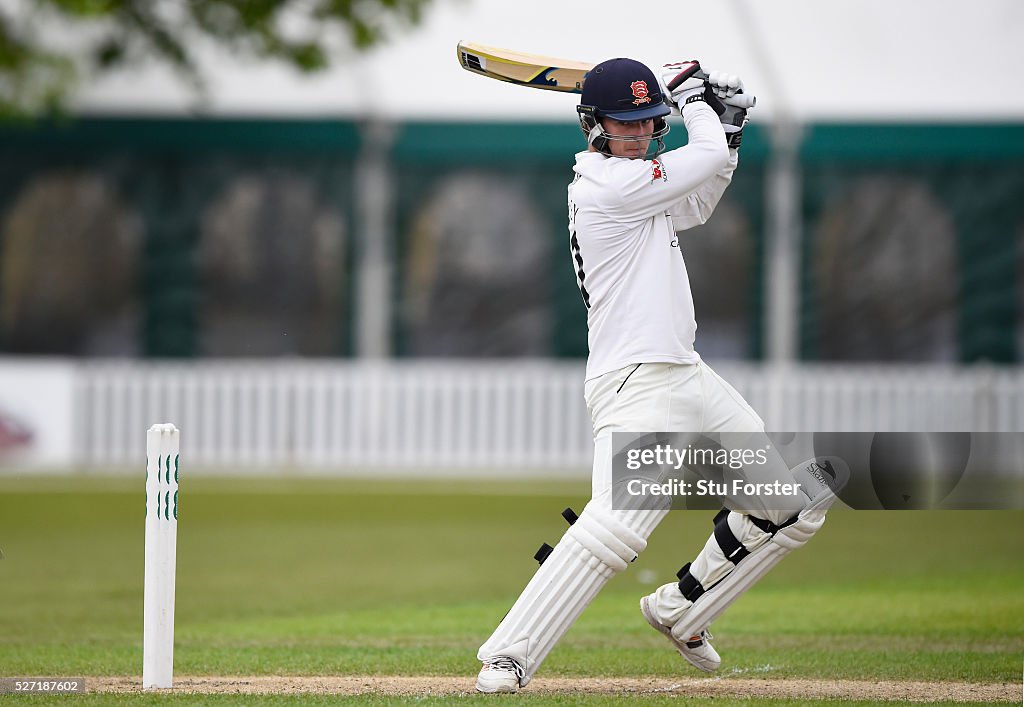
73, 360, 1024, 471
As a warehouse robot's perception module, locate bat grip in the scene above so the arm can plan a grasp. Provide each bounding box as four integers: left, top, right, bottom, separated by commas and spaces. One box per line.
666, 65, 757, 109
722, 92, 756, 109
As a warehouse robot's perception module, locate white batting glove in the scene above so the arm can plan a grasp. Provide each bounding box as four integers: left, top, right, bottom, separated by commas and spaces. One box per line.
706, 71, 744, 100
660, 62, 706, 113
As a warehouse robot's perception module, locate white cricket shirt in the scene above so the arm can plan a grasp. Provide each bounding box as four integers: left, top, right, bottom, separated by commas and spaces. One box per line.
567, 101, 739, 381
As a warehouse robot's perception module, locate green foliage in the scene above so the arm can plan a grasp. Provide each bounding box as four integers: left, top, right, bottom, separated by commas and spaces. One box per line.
0, 0, 433, 115
0, 15, 74, 118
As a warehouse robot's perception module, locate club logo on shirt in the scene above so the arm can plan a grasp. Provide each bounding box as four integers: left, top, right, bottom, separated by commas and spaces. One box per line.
651, 158, 668, 183
630, 80, 651, 105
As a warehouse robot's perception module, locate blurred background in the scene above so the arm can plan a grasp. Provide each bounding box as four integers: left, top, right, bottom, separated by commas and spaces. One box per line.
1, 0, 1023, 473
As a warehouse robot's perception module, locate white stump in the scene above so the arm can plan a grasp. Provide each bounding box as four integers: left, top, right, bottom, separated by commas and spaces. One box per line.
143, 423, 179, 689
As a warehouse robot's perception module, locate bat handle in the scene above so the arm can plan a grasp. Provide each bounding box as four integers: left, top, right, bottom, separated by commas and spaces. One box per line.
722, 92, 756, 109
666, 64, 757, 109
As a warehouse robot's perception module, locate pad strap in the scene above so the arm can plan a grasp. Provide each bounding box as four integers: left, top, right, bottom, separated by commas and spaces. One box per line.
534, 543, 554, 565
675, 561, 706, 602
749, 514, 798, 536
713, 510, 751, 565
535, 508, 581, 564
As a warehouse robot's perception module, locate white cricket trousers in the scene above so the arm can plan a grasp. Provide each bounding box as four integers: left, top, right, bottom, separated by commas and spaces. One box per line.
586, 361, 765, 500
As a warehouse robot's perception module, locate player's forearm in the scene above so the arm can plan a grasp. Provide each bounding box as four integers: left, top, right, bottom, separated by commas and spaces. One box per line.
654, 102, 730, 189
591, 103, 731, 221
678, 100, 730, 166
668, 150, 737, 229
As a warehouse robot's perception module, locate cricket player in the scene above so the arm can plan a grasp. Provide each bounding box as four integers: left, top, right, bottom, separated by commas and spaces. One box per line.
475, 57, 845, 694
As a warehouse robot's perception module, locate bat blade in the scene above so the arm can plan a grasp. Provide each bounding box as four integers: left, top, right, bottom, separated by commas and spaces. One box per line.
456, 41, 756, 109
457, 41, 592, 94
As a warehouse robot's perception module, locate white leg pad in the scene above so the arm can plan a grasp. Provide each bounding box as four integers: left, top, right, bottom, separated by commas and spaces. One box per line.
650, 512, 773, 627
666, 457, 847, 643
669, 534, 791, 643
477, 500, 647, 686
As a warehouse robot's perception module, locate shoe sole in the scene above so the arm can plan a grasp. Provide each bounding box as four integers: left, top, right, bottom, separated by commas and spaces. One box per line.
475, 677, 519, 694
475, 683, 518, 694
640, 596, 718, 673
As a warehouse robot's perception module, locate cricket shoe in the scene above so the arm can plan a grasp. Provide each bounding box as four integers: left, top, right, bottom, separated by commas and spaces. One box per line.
475, 656, 525, 693
640, 594, 721, 672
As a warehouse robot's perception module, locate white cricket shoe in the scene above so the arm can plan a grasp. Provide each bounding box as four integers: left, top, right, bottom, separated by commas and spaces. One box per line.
640, 594, 721, 672
475, 656, 524, 693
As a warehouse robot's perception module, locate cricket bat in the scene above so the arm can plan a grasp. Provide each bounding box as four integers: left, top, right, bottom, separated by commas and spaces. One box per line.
456, 40, 756, 109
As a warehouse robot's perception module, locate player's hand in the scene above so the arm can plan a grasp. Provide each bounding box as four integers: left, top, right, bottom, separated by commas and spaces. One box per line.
706, 71, 744, 100
720, 104, 748, 150
660, 62, 706, 113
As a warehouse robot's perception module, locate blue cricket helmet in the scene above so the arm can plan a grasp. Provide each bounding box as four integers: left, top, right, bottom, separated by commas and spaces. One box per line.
577, 58, 671, 156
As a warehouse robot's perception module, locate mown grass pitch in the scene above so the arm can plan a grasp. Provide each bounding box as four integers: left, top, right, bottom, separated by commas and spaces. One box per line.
0, 475, 1021, 704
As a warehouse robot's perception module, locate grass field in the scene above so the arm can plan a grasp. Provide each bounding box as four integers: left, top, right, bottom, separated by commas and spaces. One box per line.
0, 475, 1022, 704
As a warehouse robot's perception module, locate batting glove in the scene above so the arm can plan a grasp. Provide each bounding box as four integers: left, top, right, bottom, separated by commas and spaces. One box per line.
706, 71, 744, 100
660, 62, 707, 113
720, 104, 749, 149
